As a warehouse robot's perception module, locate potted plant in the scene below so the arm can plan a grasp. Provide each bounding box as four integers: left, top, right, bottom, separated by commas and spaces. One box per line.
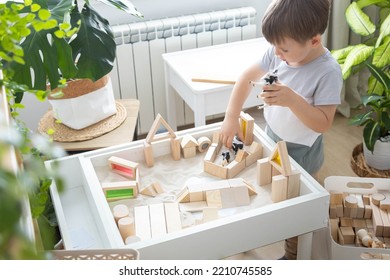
1, 0, 66, 259
331, 0, 390, 170
7, 0, 142, 130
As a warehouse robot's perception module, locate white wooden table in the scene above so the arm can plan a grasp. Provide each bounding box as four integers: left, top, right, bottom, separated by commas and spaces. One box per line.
163, 38, 270, 130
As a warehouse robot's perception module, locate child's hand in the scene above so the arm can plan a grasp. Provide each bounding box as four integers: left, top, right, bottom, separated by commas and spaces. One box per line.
260, 82, 298, 107
220, 115, 244, 148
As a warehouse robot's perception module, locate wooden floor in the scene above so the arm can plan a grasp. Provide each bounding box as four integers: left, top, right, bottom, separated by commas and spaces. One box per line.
224, 107, 364, 260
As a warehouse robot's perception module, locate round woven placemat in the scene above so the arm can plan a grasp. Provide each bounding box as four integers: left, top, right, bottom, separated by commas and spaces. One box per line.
351, 143, 390, 178
38, 101, 127, 142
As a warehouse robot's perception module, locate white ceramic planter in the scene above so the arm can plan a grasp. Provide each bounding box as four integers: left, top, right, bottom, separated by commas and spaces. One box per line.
363, 139, 390, 170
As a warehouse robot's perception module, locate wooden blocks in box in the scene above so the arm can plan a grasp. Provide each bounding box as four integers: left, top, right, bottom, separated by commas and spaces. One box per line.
103, 156, 140, 201
256, 141, 300, 203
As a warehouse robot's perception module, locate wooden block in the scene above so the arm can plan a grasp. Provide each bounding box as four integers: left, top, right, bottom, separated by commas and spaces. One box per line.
176, 187, 190, 203
204, 161, 228, 179
197, 136, 211, 153
246, 142, 263, 166
202, 207, 219, 222
269, 141, 292, 176
235, 149, 248, 162
339, 226, 355, 244
337, 228, 345, 245
330, 192, 344, 205
134, 205, 151, 240
140, 182, 164, 197
271, 174, 288, 203
118, 216, 135, 242
340, 217, 353, 227
354, 194, 365, 219
188, 184, 204, 202
164, 203, 182, 233
108, 156, 138, 180
183, 147, 197, 159
144, 142, 154, 167
226, 160, 246, 179
379, 207, 390, 237
329, 218, 339, 242
352, 219, 367, 229
362, 194, 371, 205
364, 204, 372, 219
170, 137, 181, 160
286, 170, 300, 199
371, 196, 384, 237
329, 204, 337, 219
336, 204, 344, 218
149, 203, 167, 238
220, 186, 250, 208
380, 197, 390, 211
179, 201, 208, 212
145, 113, 176, 144
205, 190, 222, 208
112, 204, 129, 223
204, 144, 217, 162
372, 193, 386, 206
240, 111, 254, 146
257, 158, 272, 186
101, 181, 138, 201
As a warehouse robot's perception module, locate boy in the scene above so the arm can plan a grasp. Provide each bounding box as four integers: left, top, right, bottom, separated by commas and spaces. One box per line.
220, 0, 342, 260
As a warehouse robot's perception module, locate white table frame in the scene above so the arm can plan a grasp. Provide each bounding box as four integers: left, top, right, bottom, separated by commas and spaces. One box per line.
163, 38, 270, 130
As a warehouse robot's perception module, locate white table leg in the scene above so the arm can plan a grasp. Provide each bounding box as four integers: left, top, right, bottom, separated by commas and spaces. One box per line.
164, 64, 178, 131
194, 95, 206, 127
297, 232, 313, 260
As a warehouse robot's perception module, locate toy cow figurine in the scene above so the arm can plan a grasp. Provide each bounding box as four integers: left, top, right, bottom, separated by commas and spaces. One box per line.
232, 136, 244, 155
221, 151, 230, 166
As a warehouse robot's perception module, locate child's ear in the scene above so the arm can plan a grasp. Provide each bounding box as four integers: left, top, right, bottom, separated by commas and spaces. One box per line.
311, 34, 322, 47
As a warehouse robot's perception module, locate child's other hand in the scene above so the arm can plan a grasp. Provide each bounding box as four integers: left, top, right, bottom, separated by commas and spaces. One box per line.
220, 115, 244, 148
260, 82, 298, 107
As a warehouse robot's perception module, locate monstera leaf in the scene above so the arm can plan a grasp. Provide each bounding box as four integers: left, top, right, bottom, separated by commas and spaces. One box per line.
9, 0, 142, 92
69, 4, 116, 80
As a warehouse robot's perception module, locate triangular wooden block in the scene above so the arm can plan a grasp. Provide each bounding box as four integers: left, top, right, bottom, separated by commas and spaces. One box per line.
268, 141, 292, 176
145, 114, 177, 144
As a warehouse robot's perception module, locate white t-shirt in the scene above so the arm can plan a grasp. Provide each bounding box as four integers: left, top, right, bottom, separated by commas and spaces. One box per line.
259, 46, 342, 147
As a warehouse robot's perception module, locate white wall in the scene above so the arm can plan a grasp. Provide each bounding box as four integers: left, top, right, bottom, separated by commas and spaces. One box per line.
21, 0, 272, 132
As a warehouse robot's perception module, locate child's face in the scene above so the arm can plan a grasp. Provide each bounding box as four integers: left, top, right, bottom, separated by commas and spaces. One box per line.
273, 37, 315, 66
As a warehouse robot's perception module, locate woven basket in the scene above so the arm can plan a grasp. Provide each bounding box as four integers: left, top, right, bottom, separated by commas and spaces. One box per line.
351, 143, 390, 178
49, 75, 109, 99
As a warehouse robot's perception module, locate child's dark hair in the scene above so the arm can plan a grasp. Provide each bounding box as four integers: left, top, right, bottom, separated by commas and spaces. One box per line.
262, 0, 330, 44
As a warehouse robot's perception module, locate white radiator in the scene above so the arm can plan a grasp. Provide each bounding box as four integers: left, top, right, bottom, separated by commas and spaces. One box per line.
110, 7, 257, 135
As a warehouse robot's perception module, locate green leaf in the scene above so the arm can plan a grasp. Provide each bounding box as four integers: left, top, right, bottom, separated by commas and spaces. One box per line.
376, 12, 390, 47
361, 94, 384, 106
368, 75, 385, 94
363, 121, 381, 152
350, 111, 372, 126
346, 2, 376, 36
373, 37, 390, 67
383, 111, 390, 130
97, 0, 143, 18
331, 45, 355, 62
365, 62, 390, 90
38, 9, 51, 21
357, 0, 388, 9
69, 4, 116, 80
342, 44, 374, 79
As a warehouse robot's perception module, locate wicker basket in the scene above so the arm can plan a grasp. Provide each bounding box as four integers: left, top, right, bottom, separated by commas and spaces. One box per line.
351, 143, 390, 178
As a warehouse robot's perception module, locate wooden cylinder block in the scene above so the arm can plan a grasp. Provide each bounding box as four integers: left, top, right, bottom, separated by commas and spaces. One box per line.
118, 216, 135, 241
344, 195, 358, 208
372, 193, 386, 206
197, 136, 211, 153
113, 204, 130, 223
